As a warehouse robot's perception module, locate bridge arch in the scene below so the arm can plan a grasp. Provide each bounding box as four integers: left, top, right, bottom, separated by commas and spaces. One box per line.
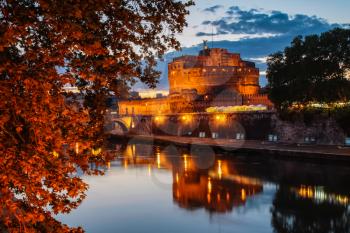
112, 120, 129, 134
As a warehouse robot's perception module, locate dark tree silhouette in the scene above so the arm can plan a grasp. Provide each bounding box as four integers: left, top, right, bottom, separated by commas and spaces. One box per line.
267, 28, 350, 110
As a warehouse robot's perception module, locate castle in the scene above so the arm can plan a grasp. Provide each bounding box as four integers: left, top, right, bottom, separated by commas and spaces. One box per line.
119, 42, 272, 115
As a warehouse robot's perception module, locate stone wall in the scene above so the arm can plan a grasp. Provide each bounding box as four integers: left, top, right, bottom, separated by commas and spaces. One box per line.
117, 112, 347, 145
272, 115, 346, 145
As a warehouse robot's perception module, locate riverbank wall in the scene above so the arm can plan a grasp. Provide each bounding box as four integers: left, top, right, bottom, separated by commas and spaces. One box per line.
112, 112, 349, 146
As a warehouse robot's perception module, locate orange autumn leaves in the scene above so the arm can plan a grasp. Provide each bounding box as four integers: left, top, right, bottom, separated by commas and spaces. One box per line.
0, 0, 193, 232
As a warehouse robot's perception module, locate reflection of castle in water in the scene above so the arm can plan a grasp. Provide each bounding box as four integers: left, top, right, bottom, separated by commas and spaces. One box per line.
118, 143, 264, 213
111, 142, 350, 232
173, 169, 263, 213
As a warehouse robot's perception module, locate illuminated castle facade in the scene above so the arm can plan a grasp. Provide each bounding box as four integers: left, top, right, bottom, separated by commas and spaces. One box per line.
169, 43, 259, 96
119, 42, 271, 115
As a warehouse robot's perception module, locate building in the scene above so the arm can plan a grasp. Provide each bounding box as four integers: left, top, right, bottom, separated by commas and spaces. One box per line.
119, 42, 272, 115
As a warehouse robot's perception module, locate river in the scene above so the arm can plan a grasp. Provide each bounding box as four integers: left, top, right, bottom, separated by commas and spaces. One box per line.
58, 139, 350, 233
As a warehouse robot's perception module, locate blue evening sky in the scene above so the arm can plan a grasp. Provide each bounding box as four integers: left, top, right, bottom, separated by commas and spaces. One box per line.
178, 0, 350, 46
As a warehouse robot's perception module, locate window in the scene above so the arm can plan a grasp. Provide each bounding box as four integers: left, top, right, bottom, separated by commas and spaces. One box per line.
236, 133, 245, 140
346, 137, 350, 146
304, 136, 316, 143
268, 134, 278, 142
212, 132, 219, 139
199, 132, 206, 138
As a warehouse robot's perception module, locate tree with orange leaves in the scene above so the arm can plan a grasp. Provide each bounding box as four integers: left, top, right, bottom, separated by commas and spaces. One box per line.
0, 0, 193, 231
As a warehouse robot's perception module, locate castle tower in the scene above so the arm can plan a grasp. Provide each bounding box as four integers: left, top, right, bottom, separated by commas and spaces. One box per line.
168, 46, 260, 98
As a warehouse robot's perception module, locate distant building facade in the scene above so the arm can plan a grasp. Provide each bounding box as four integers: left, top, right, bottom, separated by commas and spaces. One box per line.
119, 43, 272, 115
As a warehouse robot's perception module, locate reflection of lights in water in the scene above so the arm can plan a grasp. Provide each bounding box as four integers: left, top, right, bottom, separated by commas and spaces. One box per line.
148, 165, 152, 176
132, 144, 136, 157
294, 185, 350, 206
176, 173, 179, 183
217, 160, 222, 179
157, 152, 161, 169
183, 154, 188, 171
241, 188, 246, 201
208, 178, 212, 194
298, 185, 313, 198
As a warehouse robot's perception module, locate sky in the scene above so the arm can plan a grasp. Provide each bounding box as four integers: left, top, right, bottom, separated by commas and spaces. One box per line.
178, 0, 350, 47
136, 0, 350, 97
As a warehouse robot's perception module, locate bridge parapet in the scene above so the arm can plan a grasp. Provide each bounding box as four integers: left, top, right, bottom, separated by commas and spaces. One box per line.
107, 111, 276, 140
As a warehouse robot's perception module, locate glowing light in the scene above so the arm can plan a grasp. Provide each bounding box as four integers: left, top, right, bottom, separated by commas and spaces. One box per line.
156, 152, 161, 169
124, 160, 128, 169
75, 142, 79, 154
183, 154, 188, 171
132, 144, 136, 157
294, 185, 350, 206
52, 151, 59, 158
217, 160, 222, 179
207, 105, 267, 113
91, 148, 102, 156
176, 173, 179, 183
241, 188, 246, 201
208, 178, 212, 194
215, 114, 226, 122
154, 116, 164, 124
148, 165, 152, 176
226, 193, 230, 201
107, 161, 111, 169
217, 193, 221, 202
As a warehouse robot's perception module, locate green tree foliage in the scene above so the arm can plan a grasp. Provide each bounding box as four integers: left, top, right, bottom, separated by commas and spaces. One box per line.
0, 0, 193, 231
267, 28, 350, 110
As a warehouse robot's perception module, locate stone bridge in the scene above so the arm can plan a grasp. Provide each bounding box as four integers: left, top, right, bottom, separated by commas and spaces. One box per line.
106, 110, 347, 145
106, 111, 276, 140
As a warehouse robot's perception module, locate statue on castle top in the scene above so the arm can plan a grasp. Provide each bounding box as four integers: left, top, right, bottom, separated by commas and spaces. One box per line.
203, 40, 209, 50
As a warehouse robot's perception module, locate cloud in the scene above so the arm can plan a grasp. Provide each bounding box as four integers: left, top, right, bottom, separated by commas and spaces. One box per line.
197, 6, 340, 37
202, 5, 223, 13
135, 6, 348, 90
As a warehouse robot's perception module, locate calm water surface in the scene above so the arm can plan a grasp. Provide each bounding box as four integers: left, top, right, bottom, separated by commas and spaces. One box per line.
58, 141, 350, 233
